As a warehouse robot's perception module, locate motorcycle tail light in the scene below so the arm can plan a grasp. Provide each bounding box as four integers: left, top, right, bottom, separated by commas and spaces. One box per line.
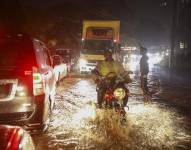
104, 93, 113, 101
114, 88, 126, 100
104, 89, 114, 101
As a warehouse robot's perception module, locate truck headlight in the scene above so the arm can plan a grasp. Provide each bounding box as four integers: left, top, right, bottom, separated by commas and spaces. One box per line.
114, 88, 126, 100
79, 59, 87, 67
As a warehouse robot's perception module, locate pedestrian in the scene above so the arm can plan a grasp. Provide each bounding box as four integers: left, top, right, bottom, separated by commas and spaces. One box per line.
139, 46, 151, 103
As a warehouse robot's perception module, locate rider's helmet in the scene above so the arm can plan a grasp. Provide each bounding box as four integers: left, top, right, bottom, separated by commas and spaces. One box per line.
104, 49, 113, 61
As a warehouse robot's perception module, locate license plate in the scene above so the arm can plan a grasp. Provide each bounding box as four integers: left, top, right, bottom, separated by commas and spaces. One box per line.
0, 79, 18, 84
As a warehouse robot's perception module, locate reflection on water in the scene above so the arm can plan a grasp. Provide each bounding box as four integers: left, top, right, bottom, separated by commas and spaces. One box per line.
33, 78, 191, 150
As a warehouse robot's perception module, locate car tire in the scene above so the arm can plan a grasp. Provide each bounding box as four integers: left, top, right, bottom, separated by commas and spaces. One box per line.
37, 96, 52, 133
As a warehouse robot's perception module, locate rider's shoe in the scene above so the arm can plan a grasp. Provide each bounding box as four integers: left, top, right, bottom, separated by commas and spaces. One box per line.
120, 117, 127, 126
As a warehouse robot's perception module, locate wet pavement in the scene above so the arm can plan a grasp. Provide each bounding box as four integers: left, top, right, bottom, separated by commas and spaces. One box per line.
32, 73, 191, 150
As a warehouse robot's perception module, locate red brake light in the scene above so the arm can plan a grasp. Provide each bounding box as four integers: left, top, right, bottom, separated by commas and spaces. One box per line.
24, 70, 32, 75
8, 128, 23, 150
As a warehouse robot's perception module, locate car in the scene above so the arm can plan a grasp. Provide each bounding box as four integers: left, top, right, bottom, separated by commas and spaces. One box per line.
0, 125, 35, 150
62, 57, 72, 73
0, 34, 56, 132
56, 48, 73, 72
52, 54, 68, 83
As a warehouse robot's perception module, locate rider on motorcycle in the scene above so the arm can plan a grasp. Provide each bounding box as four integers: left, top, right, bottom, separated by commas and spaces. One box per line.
92, 50, 132, 108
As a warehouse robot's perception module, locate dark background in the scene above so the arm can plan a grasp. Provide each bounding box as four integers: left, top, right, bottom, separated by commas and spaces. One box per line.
0, 0, 172, 48
0, 0, 191, 69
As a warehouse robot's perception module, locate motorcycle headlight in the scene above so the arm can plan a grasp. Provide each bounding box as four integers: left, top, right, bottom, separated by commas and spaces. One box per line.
114, 88, 126, 100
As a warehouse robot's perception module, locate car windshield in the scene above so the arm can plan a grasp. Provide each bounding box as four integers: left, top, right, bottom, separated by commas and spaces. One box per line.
83, 39, 113, 51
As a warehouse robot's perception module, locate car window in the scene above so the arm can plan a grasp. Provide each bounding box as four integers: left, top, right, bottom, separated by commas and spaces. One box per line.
0, 39, 35, 67
52, 55, 62, 66
33, 40, 46, 68
43, 48, 51, 66
0, 44, 20, 66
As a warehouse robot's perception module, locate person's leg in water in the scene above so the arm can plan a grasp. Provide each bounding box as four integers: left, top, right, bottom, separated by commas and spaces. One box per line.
141, 74, 151, 103
97, 83, 106, 108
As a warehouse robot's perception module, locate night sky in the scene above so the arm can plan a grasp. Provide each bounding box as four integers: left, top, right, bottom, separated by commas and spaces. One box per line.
0, 0, 173, 49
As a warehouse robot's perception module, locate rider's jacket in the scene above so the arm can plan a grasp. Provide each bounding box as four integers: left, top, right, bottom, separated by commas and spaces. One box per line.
97, 60, 125, 77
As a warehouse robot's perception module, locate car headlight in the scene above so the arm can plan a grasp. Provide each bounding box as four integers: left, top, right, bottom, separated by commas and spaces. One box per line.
114, 88, 126, 100
79, 59, 87, 66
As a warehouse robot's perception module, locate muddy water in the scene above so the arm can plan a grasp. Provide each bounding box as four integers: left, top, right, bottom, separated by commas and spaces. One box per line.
32, 77, 191, 150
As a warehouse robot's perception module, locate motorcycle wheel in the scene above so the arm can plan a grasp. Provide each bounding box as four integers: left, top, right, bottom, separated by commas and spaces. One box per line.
123, 96, 128, 107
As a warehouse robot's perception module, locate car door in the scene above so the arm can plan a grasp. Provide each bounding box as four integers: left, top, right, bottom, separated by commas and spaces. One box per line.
33, 40, 55, 105
43, 46, 56, 101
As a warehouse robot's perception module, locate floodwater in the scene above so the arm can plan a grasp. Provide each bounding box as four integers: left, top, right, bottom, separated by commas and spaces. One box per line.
32, 74, 191, 150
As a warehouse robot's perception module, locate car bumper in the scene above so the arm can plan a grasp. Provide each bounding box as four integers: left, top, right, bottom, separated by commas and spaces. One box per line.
0, 94, 46, 130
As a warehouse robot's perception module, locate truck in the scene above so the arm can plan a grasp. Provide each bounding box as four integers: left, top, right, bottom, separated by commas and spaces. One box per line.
56, 48, 73, 72
79, 20, 122, 73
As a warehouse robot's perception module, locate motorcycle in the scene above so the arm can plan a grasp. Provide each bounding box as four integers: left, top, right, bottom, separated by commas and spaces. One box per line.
93, 70, 131, 124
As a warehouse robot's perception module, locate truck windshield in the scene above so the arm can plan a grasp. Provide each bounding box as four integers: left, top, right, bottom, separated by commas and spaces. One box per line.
83, 39, 113, 51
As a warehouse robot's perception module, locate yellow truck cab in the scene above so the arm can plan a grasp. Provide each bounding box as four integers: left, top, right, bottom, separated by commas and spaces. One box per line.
79, 20, 122, 73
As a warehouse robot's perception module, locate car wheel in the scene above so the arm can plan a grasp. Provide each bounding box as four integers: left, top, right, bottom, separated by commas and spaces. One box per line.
37, 96, 51, 133
42, 102, 51, 133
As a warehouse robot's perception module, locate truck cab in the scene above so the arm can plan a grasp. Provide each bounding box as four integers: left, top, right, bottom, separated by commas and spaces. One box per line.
79, 20, 121, 74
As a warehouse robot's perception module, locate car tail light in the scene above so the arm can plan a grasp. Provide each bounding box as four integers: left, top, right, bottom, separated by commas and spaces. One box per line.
6, 126, 35, 150
32, 67, 45, 96
8, 128, 23, 150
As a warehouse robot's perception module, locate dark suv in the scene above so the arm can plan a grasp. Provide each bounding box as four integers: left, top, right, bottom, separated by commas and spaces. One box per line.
0, 34, 56, 131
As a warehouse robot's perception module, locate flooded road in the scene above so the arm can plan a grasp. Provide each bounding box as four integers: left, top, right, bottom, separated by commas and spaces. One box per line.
33, 75, 191, 150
